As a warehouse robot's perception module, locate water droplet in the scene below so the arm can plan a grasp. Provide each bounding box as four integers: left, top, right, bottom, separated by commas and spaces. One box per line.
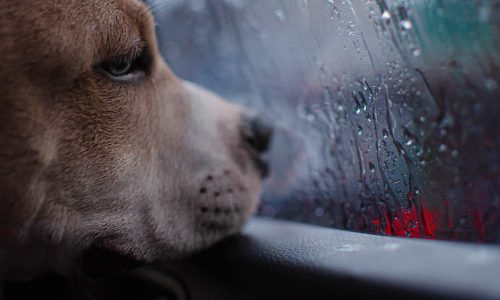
357, 125, 363, 135
485, 78, 498, 91
337, 244, 362, 252
407, 220, 416, 229
315, 207, 325, 217
451, 150, 459, 157
306, 113, 315, 122
275, 9, 286, 21
369, 162, 376, 173
399, 20, 413, 30
383, 243, 401, 251
403, 127, 416, 146
382, 129, 389, 138
382, 10, 391, 21
414, 188, 420, 195
438, 144, 448, 152
411, 48, 421, 57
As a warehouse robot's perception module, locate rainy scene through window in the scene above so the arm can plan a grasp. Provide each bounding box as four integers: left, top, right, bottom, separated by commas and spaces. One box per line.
151, 0, 500, 242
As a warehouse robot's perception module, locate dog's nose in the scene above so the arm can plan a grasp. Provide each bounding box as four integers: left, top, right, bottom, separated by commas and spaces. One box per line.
241, 115, 273, 154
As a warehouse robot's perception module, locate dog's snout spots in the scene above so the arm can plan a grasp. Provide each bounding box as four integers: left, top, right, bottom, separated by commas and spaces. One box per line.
199, 172, 242, 199
199, 205, 240, 216
196, 171, 249, 233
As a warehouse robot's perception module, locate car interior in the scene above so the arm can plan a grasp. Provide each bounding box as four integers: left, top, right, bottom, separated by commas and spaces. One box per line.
2, 0, 500, 299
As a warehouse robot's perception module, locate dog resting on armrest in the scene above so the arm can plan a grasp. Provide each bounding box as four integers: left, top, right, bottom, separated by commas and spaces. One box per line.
0, 0, 272, 281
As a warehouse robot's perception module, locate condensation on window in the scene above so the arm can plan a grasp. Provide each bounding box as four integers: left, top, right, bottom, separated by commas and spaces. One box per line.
151, 0, 500, 242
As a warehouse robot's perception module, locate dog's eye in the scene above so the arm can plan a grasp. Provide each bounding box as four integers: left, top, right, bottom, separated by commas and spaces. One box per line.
102, 59, 133, 77
99, 51, 150, 82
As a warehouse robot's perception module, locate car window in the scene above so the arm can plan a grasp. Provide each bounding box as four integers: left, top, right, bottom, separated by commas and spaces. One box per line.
150, 0, 500, 242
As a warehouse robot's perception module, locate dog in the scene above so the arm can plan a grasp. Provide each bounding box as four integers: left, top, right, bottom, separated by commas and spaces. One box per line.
0, 0, 272, 282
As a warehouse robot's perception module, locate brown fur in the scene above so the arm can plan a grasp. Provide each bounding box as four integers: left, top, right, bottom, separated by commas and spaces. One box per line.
0, 0, 264, 280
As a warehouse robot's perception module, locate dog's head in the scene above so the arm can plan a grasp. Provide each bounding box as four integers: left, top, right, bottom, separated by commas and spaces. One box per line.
0, 0, 272, 279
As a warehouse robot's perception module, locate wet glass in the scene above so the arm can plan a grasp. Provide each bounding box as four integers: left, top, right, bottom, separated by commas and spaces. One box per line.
151, 0, 500, 242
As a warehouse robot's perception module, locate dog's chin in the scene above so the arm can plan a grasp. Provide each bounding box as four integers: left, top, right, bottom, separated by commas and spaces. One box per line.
78, 227, 238, 279
80, 246, 146, 279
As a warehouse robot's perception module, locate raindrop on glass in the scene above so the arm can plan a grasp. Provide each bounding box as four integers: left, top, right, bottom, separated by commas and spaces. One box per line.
315, 207, 325, 217
275, 9, 286, 21
382, 10, 391, 21
485, 78, 498, 91
400, 20, 413, 30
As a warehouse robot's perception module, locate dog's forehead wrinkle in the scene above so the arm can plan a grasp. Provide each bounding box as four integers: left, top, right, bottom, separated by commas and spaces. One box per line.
97, 6, 148, 60
0, 0, 152, 77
